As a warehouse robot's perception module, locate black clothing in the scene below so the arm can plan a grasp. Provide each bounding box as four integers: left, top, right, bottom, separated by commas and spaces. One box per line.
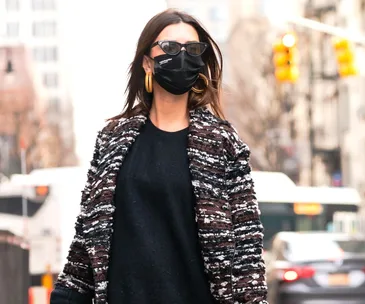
107, 119, 214, 304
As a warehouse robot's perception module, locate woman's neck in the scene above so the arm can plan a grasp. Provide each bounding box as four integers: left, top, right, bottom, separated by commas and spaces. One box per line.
149, 88, 190, 132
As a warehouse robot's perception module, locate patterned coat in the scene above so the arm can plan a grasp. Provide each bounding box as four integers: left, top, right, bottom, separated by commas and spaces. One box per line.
52, 107, 268, 304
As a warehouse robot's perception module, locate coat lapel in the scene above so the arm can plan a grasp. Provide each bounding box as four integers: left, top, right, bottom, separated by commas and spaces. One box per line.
84, 114, 147, 303
187, 107, 226, 201
187, 108, 234, 300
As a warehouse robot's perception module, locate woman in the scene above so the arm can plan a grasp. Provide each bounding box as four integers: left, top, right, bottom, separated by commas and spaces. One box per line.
51, 9, 268, 304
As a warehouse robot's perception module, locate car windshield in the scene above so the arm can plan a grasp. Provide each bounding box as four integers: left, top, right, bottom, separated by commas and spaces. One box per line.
336, 240, 365, 254
285, 235, 343, 261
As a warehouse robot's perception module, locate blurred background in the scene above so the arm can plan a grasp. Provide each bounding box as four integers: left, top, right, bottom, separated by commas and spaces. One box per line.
1, 0, 365, 303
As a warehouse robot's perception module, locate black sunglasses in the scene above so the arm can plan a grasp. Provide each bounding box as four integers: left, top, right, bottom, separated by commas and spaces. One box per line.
151, 40, 208, 57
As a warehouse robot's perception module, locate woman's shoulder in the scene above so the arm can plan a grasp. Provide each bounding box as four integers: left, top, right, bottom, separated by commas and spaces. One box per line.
101, 114, 147, 132
100, 116, 127, 134
92, 118, 124, 145
220, 121, 250, 160
200, 108, 250, 158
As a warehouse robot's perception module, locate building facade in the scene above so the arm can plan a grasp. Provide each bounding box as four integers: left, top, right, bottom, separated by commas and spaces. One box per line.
0, 45, 61, 174
179, 0, 365, 203
0, 0, 76, 169
336, 0, 365, 200
272, 0, 365, 201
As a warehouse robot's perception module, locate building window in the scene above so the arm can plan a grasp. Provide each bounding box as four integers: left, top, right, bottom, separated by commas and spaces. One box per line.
33, 21, 57, 37
43, 73, 59, 88
33, 47, 58, 62
47, 97, 61, 124
48, 97, 60, 111
32, 0, 56, 10
361, 0, 365, 31
6, 0, 20, 11
339, 84, 349, 133
6, 22, 19, 37
342, 154, 351, 186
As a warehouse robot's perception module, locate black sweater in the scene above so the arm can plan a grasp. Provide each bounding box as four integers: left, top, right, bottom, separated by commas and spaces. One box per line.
107, 118, 214, 304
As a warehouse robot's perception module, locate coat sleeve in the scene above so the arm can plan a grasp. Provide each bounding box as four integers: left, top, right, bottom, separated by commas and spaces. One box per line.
50, 286, 93, 304
225, 131, 268, 304
51, 130, 103, 303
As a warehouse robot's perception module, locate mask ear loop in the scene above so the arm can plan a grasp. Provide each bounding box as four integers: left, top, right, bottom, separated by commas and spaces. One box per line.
191, 73, 209, 94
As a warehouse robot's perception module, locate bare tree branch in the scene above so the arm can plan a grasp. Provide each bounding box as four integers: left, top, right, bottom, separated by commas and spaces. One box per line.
224, 16, 290, 171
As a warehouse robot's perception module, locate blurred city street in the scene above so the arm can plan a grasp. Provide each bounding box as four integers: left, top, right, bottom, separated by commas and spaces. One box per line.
1, 0, 365, 303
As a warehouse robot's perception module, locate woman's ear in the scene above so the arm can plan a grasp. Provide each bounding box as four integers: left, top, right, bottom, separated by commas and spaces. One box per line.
142, 55, 153, 73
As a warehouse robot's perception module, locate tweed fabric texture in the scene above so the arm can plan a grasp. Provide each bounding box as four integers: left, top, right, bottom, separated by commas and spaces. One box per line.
55, 107, 268, 304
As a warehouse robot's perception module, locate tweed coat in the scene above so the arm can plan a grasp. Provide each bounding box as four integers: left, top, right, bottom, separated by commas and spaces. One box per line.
52, 107, 268, 304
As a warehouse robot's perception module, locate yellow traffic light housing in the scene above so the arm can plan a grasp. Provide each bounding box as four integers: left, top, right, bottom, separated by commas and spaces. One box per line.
333, 38, 358, 77
41, 264, 53, 289
273, 33, 299, 83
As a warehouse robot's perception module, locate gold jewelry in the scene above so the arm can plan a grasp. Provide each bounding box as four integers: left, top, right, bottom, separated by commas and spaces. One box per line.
191, 73, 209, 94
145, 72, 153, 93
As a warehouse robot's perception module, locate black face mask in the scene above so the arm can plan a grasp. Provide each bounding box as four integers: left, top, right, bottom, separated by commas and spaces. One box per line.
152, 51, 205, 95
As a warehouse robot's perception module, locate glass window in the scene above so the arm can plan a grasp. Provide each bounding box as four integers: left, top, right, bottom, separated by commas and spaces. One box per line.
33, 21, 57, 37
285, 235, 343, 261
339, 83, 349, 132
48, 97, 60, 111
261, 214, 295, 248
6, 22, 19, 37
361, 0, 365, 31
6, 0, 20, 11
0, 197, 44, 217
336, 240, 365, 254
33, 47, 58, 62
32, 0, 56, 10
296, 214, 325, 231
47, 97, 61, 122
43, 73, 59, 88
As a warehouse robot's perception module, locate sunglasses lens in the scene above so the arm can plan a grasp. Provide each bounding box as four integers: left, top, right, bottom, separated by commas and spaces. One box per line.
160, 41, 180, 55
186, 43, 207, 56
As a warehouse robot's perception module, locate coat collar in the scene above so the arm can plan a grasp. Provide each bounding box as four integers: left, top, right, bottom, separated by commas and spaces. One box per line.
106, 106, 211, 136
85, 106, 224, 303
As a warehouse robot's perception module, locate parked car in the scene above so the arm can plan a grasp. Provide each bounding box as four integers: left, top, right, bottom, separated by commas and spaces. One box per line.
330, 233, 365, 256
266, 232, 365, 304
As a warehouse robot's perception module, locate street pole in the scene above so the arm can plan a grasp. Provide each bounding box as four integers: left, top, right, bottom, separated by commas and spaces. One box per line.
20, 139, 28, 239
286, 16, 365, 45
308, 45, 315, 186
300, 2, 345, 185
305, 0, 315, 186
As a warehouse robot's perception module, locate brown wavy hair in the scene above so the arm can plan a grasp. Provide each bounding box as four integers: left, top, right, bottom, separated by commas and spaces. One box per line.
111, 9, 224, 120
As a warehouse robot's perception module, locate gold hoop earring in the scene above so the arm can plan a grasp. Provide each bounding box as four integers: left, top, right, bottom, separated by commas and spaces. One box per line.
191, 73, 209, 94
145, 72, 153, 93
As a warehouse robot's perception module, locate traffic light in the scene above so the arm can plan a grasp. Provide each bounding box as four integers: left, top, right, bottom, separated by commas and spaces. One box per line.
333, 38, 358, 77
41, 264, 53, 289
273, 32, 299, 83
